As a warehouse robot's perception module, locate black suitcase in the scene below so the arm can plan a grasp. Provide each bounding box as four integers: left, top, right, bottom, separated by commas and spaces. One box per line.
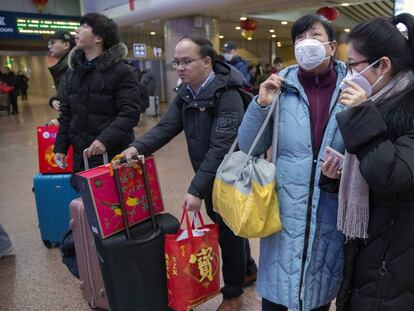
95, 156, 179, 311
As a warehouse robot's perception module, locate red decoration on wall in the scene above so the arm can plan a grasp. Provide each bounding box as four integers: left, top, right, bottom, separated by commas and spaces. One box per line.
129, 0, 135, 11
316, 7, 339, 22
32, 0, 48, 12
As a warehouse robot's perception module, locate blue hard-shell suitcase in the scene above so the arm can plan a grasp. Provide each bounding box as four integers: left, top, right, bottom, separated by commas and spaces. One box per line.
33, 173, 78, 248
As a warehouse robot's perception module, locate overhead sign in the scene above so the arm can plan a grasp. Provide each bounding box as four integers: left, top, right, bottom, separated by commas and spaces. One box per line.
16, 17, 79, 35
133, 43, 147, 58
0, 10, 79, 39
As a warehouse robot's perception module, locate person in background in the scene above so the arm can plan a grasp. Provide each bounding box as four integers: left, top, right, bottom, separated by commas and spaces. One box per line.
126, 61, 149, 114
222, 41, 250, 84
0, 224, 14, 259
238, 14, 346, 311
248, 64, 259, 95
272, 57, 284, 74
141, 69, 157, 97
16, 71, 29, 101
1, 67, 18, 114
47, 31, 76, 125
54, 13, 141, 190
255, 63, 273, 85
123, 36, 257, 311
324, 13, 414, 311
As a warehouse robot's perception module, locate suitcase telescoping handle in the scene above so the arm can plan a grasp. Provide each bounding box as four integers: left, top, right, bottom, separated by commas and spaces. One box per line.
83, 149, 109, 170
112, 155, 162, 245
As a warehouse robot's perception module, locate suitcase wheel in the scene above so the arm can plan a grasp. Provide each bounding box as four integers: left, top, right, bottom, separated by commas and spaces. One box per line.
42, 240, 52, 248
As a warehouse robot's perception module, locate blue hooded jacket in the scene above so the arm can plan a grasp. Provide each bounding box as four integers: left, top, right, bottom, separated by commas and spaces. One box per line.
238, 60, 346, 311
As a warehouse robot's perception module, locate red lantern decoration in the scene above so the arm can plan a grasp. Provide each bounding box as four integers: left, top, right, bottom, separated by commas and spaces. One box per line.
240, 19, 258, 32
32, 0, 48, 12
129, 0, 135, 11
316, 7, 339, 22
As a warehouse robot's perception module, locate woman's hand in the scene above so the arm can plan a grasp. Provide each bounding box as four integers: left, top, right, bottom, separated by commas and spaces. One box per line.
321, 156, 341, 179
257, 74, 284, 107
339, 80, 368, 107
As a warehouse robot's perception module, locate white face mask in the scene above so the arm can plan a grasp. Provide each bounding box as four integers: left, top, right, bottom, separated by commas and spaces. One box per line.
294, 39, 331, 71
339, 59, 383, 97
223, 53, 233, 62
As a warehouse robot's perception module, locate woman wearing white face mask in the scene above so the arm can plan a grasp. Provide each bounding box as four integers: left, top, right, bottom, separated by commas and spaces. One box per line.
237, 14, 347, 311
322, 13, 414, 311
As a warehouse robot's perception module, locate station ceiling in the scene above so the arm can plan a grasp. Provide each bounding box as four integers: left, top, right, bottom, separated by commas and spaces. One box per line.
110, 0, 394, 44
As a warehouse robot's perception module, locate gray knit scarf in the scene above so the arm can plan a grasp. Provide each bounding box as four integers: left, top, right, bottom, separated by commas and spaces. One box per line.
337, 71, 412, 239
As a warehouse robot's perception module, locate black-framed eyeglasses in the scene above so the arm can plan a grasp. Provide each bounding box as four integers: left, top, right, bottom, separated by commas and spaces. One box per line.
171, 57, 203, 69
345, 59, 369, 74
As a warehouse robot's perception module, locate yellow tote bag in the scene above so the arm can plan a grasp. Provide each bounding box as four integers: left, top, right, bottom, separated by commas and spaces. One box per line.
213, 94, 282, 238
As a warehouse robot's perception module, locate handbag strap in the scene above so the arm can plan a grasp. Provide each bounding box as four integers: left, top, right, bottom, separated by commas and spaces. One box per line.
178, 209, 194, 239
270, 92, 280, 163
219, 92, 280, 175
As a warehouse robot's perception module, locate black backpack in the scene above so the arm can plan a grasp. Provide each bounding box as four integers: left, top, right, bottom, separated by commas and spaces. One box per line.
59, 229, 79, 279
216, 87, 254, 111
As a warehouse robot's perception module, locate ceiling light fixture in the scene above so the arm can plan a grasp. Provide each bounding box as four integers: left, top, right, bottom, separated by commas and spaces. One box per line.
240, 16, 247, 21
271, 34, 277, 38
341, 2, 350, 6
235, 26, 241, 30
269, 29, 275, 33
277, 41, 282, 47
344, 28, 350, 32
247, 37, 253, 41
150, 31, 156, 35
219, 35, 224, 39
281, 21, 288, 25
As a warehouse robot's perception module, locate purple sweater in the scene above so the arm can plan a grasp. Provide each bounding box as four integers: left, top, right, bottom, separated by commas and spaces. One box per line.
298, 64, 338, 152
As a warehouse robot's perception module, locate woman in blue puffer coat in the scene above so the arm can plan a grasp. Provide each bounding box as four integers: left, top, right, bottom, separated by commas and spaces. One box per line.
238, 14, 346, 311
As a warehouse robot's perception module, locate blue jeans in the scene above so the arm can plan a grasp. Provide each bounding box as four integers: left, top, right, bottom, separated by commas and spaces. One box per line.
0, 224, 13, 253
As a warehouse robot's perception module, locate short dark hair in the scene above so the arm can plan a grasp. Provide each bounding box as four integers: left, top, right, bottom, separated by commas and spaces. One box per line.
347, 13, 414, 76
291, 14, 335, 42
273, 57, 283, 65
178, 36, 218, 62
80, 13, 119, 50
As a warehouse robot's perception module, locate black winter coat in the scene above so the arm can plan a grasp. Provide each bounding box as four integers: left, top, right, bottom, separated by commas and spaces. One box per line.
335, 83, 414, 311
54, 43, 141, 174
131, 60, 245, 206
48, 51, 70, 109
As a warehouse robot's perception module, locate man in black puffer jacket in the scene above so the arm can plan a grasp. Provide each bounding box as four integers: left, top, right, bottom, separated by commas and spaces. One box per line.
123, 36, 257, 311
54, 13, 141, 189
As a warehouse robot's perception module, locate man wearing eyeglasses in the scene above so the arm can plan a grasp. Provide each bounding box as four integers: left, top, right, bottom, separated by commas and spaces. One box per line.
123, 36, 257, 311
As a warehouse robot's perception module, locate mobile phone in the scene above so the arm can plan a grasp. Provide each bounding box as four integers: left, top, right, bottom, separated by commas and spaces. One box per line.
55, 158, 67, 169
320, 146, 344, 170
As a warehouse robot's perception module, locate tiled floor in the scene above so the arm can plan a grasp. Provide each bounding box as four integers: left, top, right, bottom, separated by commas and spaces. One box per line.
0, 96, 336, 311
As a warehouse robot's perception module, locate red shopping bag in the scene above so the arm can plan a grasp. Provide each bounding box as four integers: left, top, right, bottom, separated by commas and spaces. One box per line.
165, 210, 220, 311
0, 82, 14, 94
37, 125, 74, 174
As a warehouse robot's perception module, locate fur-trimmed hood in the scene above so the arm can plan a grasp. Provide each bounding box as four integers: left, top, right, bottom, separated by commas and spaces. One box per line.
68, 43, 128, 72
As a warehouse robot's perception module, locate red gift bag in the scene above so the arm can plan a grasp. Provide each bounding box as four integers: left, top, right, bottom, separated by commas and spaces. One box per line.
37, 125, 74, 174
165, 210, 220, 311
0, 82, 14, 94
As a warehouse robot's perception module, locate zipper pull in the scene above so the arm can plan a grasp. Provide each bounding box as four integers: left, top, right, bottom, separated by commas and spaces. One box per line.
379, 260, 388, 275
